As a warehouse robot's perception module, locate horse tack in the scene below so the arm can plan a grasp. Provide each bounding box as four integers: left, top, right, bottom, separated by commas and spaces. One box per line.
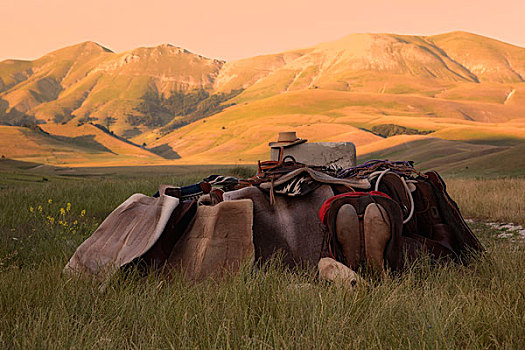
65, 156, 484, 281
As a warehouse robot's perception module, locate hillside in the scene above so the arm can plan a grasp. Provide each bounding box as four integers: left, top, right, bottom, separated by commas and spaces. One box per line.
0, 43, 224, 136
0, 124, 165, 167
1, 31, 525, 172
145, 89, 525, 174
215, 32, 523, 104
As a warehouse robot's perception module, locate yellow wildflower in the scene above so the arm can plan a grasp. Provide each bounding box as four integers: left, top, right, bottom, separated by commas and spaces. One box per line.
73, 220, 78, 225
48, 199, 52, 204
38, 205, 42, 213
66, 203, 71, 212
60, 208, 66, 215
47, 216, 55, 224
80, 210, 86, 217
29, 206, 34, 212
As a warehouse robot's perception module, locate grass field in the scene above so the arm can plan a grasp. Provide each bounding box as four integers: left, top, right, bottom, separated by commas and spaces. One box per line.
1, 165, 524, 349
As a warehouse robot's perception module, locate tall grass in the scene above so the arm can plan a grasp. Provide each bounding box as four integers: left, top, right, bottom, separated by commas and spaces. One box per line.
1, 243, 523, 349
1, 170, 524, 349
447, 178, 525, 225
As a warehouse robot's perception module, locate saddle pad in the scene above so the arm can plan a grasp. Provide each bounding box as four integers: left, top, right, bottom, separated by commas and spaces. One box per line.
167, 199, 254, 282
64, 187, 179, 279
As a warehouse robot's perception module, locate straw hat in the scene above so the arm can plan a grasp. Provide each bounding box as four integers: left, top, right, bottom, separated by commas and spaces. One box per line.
268, 131, 307, 148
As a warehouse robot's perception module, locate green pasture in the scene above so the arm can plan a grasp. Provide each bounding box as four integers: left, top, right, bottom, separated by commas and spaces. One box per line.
0, 163, 523, 349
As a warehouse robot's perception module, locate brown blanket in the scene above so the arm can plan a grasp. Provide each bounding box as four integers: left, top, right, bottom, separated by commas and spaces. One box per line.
167, 199, 254, 282
224, 185, 334, 269
64, 187, 179, 279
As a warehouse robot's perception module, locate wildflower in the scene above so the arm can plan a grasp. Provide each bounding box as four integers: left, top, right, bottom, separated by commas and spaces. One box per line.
66, 203, 71, 212
29, 206, 34, 212
73, 220, 78, 225
48, 199, 52, 204
80, 209, 86, 217
60, 208, 66, 215
47, 216, 55, 224
38, 205, 42, 213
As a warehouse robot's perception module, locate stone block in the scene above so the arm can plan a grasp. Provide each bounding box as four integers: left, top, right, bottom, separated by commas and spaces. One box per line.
270, 142, 356, 169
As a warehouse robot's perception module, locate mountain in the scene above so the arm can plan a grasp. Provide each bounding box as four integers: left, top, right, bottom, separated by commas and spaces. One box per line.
0, 42, 224, 136
1, 32, 524, 174
215, 32, 523, 102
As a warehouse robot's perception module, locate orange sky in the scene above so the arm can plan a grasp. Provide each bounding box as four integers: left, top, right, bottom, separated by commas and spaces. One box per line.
1, 0, 524, 62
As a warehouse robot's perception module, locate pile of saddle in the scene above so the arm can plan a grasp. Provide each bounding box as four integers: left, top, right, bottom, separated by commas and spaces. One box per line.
65, 159, 483, 282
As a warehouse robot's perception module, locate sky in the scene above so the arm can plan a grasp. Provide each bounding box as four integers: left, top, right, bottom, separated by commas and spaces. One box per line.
1, 0, 524, 62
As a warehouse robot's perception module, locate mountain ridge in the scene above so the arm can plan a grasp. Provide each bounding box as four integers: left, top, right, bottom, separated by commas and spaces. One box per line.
1, 31, 524, 172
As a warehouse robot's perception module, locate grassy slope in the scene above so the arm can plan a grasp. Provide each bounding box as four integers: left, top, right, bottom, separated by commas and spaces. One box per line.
0, 42, 113, 115
213, 49, 310, 93
0, 60, 33, 93
146, 89, 525, 173
0, 168, 523, 348
2, 86, 525, 170
358, 138, 525, 177
428, 31, 525, 83
0, 125, 166, 167
40, 123, 163, 159
224, 32, 524, 106
229, 33, 480, 104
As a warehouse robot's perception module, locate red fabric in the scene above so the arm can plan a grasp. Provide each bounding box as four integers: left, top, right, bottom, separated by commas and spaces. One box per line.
318, 191, 391, 225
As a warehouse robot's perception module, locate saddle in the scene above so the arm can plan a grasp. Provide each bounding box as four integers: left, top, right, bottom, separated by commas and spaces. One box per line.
320, 192, 404, 272
320, 160, 483, 272
370, 168, 483, 263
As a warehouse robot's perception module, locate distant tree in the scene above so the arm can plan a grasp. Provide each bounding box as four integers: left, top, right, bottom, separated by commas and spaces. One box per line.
103, 116, 117, 130
371, 124, 434, 138
78, 116, 96, 123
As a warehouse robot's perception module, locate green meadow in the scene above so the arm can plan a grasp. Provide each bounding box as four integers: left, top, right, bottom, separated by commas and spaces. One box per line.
0, 163, 524, 349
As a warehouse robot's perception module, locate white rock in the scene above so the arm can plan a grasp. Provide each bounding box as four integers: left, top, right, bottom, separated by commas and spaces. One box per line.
318, 257, 360, 289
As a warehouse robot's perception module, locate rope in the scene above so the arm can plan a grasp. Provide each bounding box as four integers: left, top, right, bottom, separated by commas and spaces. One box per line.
269, 176, 276, 205
372, 168, 415, 224
337, 159, 426, 179
374, 169, 391, 192
400, 177, 415, 224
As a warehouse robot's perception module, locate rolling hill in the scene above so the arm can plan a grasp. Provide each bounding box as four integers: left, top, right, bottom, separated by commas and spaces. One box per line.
1, 31, 524, 174
0, 124, 166, 167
